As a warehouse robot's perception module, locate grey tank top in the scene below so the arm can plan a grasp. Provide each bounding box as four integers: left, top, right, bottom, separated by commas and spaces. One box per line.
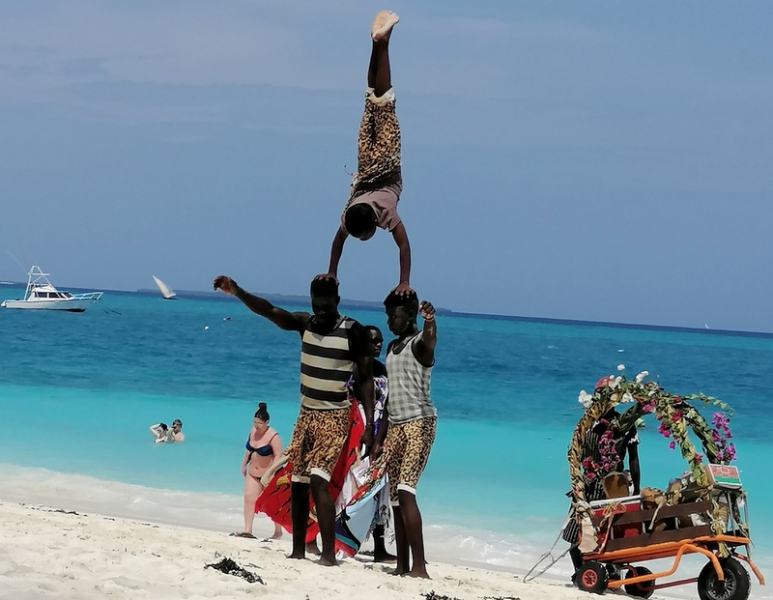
385, 333, 436, 424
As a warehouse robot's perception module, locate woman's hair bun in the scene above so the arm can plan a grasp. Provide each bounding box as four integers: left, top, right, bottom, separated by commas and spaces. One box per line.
258, 402, 267, 409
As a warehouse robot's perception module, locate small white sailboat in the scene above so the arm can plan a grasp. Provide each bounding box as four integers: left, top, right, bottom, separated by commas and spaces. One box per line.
152, 275, 177, 300
1, 266, 103, 312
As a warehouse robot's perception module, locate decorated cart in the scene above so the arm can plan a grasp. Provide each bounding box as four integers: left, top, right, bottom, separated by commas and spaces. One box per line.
567, 370, 765, 600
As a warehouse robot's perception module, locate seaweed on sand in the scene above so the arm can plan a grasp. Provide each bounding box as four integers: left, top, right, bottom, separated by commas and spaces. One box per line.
423, 592, 463, 600
204, 557, 265, 584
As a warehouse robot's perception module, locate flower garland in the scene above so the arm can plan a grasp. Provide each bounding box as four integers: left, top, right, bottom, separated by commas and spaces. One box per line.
580, 419, 622, 481
711, 412, 736, 463
570, 367, 735, 499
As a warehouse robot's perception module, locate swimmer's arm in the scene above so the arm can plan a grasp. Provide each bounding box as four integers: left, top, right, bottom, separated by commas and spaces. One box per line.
322, 226, 349, 280
390, 222, 412, 296
150, 424, 167, 443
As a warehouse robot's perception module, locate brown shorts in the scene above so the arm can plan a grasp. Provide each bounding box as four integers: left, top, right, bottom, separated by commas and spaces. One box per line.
287, 406, 349, 483
385, 416, 437, 504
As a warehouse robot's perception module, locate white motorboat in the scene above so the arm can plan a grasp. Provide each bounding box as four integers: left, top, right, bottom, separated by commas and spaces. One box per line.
1, 266, 103, 312
152, 275, 177, 300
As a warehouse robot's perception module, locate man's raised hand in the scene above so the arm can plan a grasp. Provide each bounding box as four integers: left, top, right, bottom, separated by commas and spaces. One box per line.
213, 276, 237, 295
419, 300, 435, 322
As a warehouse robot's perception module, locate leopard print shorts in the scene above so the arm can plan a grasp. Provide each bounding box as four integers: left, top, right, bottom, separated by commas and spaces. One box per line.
354, 91, 401, 187
385, 416, 437, 504
287, 406, 349, 483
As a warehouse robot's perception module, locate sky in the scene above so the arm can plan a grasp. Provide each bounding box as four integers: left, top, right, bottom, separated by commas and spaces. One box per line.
1, 1, 772, 332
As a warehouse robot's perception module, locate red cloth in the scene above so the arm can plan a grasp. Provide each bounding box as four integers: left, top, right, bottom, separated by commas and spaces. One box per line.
255, 401, 365, 542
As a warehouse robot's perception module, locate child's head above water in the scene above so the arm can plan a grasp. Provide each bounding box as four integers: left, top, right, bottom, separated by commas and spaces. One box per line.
344, 204, 377, 240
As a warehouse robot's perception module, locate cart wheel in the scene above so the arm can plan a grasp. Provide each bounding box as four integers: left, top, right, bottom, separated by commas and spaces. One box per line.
576, 561, 609, 594
697, 556, 752, 600
624, 566, 655, 599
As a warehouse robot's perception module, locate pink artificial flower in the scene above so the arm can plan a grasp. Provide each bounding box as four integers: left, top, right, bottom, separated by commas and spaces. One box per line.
726, 444, 737, 461
669, 441, 676, 450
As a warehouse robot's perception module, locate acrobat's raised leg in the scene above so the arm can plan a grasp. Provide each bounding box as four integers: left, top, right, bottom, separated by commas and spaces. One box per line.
355, 11, 401, 187
368, 11, 399, 96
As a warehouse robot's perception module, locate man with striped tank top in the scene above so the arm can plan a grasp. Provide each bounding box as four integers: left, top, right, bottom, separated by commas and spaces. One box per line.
213, 275, 375, 566
372, 290, 437, 578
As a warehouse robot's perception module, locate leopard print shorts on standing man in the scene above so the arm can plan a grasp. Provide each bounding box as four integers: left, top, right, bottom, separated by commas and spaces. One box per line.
385, 416, 437, 504
287, 406, 349, 484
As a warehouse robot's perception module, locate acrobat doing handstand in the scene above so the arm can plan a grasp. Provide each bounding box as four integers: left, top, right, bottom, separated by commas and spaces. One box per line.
319, 10, 413, 297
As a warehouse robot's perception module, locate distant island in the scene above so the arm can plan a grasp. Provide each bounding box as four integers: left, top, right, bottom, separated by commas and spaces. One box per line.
135, 287, 454, 315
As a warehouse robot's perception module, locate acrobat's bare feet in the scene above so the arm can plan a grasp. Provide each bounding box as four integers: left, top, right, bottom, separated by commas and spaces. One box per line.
317, 555, 339, 567
287, 551, 305, 560
405, 569, 431, 579
371, 10, 399, 42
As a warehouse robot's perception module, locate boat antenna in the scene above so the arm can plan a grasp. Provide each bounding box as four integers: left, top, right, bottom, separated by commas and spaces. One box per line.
6, 251, 27, 275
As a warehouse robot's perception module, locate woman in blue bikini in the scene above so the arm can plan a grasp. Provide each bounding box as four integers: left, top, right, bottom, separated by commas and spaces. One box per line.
234, 402, 283, 539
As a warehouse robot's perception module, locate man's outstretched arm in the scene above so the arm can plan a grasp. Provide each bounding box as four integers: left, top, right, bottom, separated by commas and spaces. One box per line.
213, 276, 307, 333
390, 221, 412, 296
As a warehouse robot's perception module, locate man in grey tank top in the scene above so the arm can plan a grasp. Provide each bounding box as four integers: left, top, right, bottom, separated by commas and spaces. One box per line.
213, 274, 375, 566
373, 289, 437, 578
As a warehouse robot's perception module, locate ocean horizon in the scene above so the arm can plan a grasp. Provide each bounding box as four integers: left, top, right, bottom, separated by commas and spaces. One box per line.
4, 279, 772, 337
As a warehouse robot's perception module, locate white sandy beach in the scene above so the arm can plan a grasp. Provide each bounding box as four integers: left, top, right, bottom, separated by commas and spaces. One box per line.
0, 499, 646, 600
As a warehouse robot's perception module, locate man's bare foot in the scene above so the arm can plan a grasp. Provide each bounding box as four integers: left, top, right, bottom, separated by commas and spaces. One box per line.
270, 530, 283, 540
406, 568, 431, 579
389, 568, 407, 576
318, 556, 338, 567
371, 10, 399, 41
288, 551, 305, 560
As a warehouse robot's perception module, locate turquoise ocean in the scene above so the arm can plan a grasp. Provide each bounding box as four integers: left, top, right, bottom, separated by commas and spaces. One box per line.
1, 287, 772, 596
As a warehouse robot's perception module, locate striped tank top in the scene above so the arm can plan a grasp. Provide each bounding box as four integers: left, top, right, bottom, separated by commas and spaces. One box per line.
385, 333, 436, 424
300, 315, 356, 410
